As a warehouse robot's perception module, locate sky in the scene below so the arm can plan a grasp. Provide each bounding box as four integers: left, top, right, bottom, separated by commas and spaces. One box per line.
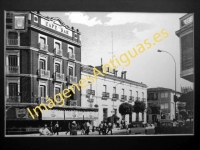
40, 12, 193, 92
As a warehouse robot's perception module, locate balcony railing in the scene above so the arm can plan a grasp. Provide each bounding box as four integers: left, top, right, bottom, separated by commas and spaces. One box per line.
112, 93, 119, 101
67, 75, 77, 84
102, 92, 109, 100
129, 96, 134, 101
6, 66, 20, 74
70, 100, 77, 106
67, 52, 75, 60
54, 48, 63, 56
7, 39, 19, 46
38, 69, 50, 79
87, 98, 94, 103
136, 97, 140, 101
6, 96, 21, 103
142, 98, 146, 102
38, 43, 48, 52
121, 95, 127, 102
54, 72, 64, 82
86, 89, 95, 98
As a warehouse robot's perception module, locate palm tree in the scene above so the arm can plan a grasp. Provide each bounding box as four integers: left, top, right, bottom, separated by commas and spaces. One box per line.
133, 100, 146, 122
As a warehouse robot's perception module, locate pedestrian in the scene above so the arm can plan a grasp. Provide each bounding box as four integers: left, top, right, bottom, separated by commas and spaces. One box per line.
99, 121, 104, 135
49, 121, 54, 134
103, 122, 108, 135
85, 121, 90, 135
71, 121, 78, 135
81, 122, 85, 135
39, 124, 51, 136
55, 121, 59, 135
121, 119, 125, 129
154, 121, 157, 134
66, 122, 71, 135
106, 122, 113, 135
156, 120, 161, 134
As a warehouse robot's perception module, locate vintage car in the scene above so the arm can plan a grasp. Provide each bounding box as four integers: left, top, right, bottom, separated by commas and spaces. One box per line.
127, 122, 155, 135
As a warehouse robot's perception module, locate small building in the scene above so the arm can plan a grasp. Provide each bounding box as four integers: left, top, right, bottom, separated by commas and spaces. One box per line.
81, 64, 148, 127
147, 87, 181, 123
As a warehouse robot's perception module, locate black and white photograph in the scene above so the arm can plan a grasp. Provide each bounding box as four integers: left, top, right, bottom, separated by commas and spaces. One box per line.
4, 10, 194, 137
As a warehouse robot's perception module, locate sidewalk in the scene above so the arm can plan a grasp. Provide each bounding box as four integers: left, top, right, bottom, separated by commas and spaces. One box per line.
13, 128, 127, 136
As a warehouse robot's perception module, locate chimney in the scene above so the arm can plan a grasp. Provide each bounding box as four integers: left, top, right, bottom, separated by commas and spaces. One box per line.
124, 71, 127, 79
115, 70, 118, 76
121, 72, 124, 78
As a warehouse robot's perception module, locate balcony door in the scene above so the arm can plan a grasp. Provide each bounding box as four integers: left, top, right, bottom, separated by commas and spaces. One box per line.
9, 83, 18, 96
39, 59, 46, 70
69, 66, 73, 76
55, 63, 60, 73
8, 55, 18, 73
55, 42, 60, 50
103, 108, 108, 121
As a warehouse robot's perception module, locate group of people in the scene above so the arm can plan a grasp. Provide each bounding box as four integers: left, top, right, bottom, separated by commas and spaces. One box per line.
98, 121, 113, 135
39, 121, 60, 136
66, 121, 91, 135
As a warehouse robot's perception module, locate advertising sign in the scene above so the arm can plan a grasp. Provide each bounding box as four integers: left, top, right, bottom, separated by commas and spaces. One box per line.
15, 16, 25, 29
16, 108, 29, 118
42, 110, 64, 120
41, 18, 72, 37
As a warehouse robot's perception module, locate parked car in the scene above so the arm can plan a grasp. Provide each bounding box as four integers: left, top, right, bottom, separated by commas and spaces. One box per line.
127, 122, 155, 135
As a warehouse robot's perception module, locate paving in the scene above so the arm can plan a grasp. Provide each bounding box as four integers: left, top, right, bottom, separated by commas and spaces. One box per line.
8, 128, 133, 136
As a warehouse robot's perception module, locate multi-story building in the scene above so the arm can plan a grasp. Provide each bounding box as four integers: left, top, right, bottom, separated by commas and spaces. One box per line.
147, 87, 181, 123
175, 13, 194, 82
81, 64, 148, 127
5, 11, 97, 130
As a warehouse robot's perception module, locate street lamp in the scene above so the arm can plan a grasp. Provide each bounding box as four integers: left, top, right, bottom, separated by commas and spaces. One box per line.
157, 49, 177, 120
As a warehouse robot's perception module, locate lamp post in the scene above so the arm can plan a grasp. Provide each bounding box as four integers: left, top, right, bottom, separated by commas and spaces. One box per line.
157, 49, 177, 120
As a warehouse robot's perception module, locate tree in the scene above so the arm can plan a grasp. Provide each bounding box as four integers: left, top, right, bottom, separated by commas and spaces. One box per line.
133, 100, 146, 122
119, 102, 133, 116
150, 103, 160, 115
179, 110, 188, 122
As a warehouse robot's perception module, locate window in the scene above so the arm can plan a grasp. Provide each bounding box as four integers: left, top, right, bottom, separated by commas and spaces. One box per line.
69, 66, 73, 76
130, 90, 132, 96
9, 83, 18, 96
165, 92, 168, 98
8, 55, 17, 66
34, 15, 38, 23
88, 82, 92, 90
161, 93, 165, 98
113, 87, 116, 93
103, 108, 108, 121
39, 59, 46, 70
114, 109, 117, 115
103, 85, 107, 92
38, 34, 48, 51
68, 47, 73, 53
40, 37, 46, 45
122, 89, 124, 95
39, 85, 46, 97
8, 32, 18, 39
142, 92, 144, 98
7, 31, 20, 46
165, 103, 168, 109
55, 63, 60, 73
55, 42, 60, 50
136, 91, 138, 97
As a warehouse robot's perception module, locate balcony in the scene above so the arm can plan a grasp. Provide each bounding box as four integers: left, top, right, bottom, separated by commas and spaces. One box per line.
54, 72, 64, 82
86, 89, 95, 98
7, 39, 19, 46
121, 95, 127, 102
87, 98, 94, 103
70, 100, 77, 106
67, 52, 75, 60
38, 69, 50, 79
67, 75, 77, 84
129, 96, 134, 101
6, 66, 20, 74
136, 97, 140, 101
142, 98, 146, 102
38, 43, 48, 52
112, 93, 119, 101
102, 92, 109, 100
54, 48, 63, 56
6, 96, 21, 103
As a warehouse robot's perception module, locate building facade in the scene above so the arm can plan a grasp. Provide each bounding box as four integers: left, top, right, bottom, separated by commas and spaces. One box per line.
175, 13, 194, 82
147, 87, 181, 123
81, 65, 148, 127
5, 11, 97, 130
